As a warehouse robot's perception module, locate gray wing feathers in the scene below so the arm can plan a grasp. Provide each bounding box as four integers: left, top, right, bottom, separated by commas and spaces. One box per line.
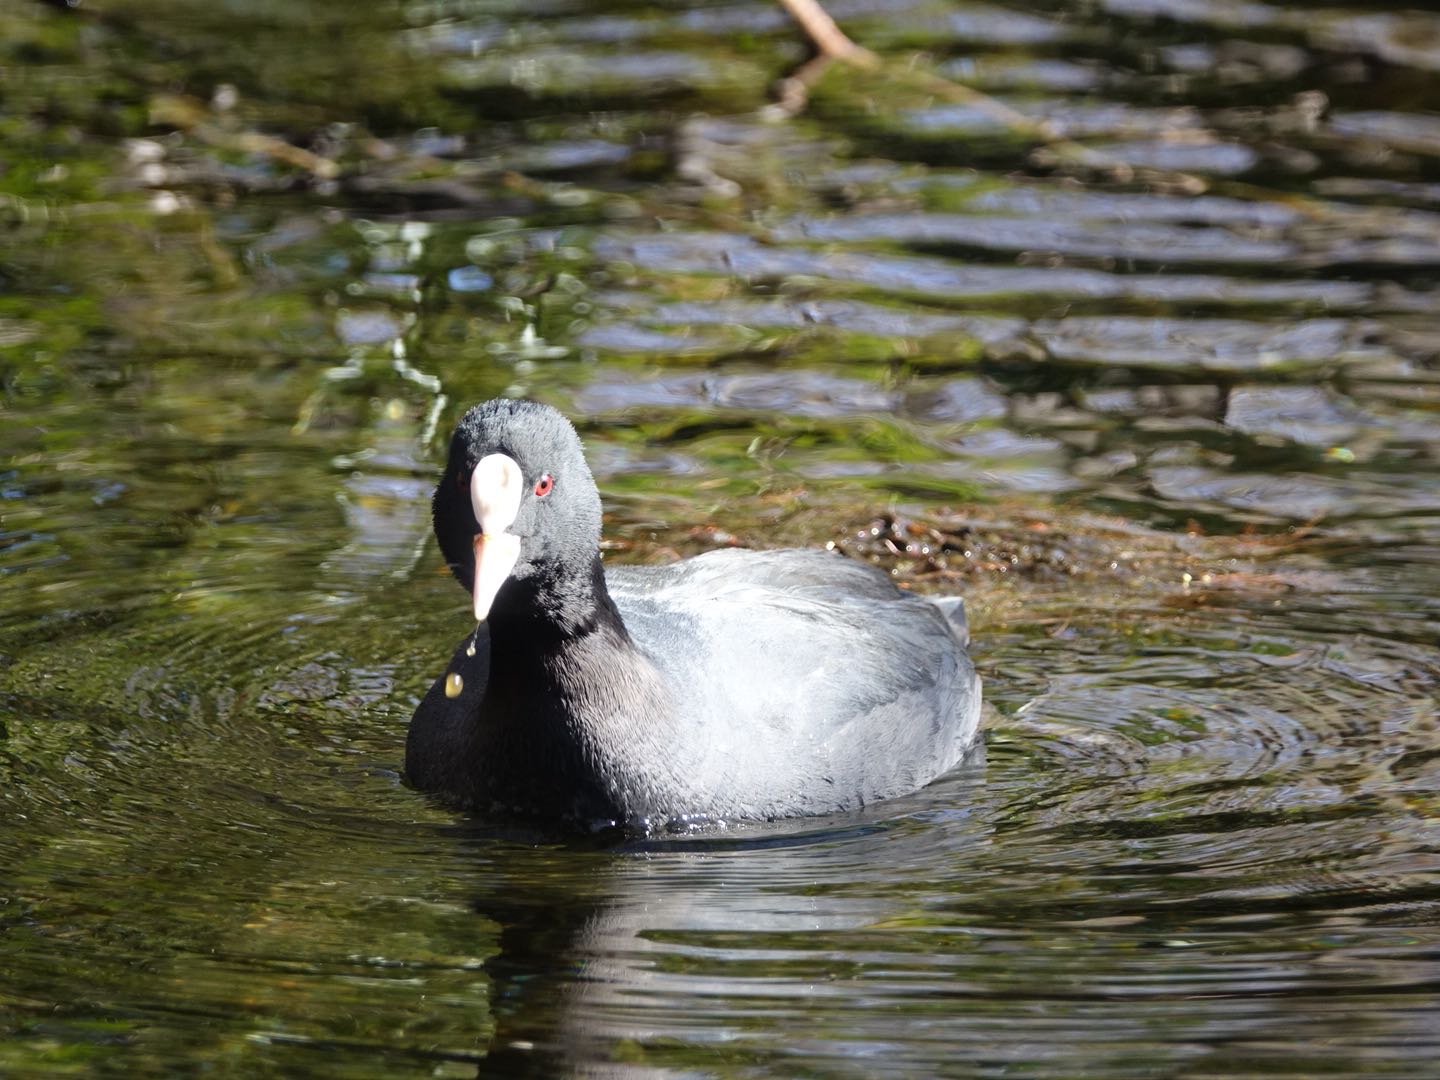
608, 549, 980, 816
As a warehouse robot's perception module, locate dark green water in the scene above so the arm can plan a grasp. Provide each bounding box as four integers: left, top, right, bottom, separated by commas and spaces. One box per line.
3, 0, 1440, 1075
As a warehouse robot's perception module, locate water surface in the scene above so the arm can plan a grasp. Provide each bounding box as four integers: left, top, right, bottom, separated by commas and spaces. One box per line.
3, 0, 1439, 1075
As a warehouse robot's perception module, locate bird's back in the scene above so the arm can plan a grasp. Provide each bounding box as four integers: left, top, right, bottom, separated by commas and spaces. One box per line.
608, 548, 981, 820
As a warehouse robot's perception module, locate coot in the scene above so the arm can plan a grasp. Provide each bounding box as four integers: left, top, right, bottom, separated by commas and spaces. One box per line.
406, 399, 981, 830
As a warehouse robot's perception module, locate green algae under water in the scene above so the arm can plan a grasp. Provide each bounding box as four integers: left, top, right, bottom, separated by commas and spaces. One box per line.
2, 0, 1440, 1075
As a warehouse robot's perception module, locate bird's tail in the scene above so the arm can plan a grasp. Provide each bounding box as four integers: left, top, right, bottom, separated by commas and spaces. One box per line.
929, 596, 969, 648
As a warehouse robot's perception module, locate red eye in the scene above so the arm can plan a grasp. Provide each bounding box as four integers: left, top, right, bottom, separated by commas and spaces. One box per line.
533, 473, 554, 497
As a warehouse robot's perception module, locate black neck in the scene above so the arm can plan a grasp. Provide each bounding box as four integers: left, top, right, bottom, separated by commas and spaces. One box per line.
479, 556, 681, 826
491, 553, 629, 647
